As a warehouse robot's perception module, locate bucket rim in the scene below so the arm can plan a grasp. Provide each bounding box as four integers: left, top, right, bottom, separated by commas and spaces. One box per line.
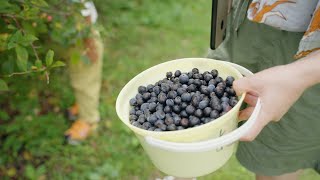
116, 57, 246, 137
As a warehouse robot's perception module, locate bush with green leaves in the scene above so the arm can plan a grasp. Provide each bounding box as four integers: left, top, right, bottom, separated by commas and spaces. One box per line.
0, 0, 93, 91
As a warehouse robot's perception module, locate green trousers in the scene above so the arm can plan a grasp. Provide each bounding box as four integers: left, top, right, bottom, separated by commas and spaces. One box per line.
68, 30, 103, 124
208, 1, 320, 176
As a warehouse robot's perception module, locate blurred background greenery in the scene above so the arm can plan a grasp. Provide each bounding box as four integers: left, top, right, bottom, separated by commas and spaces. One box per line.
0, 0, 319, 179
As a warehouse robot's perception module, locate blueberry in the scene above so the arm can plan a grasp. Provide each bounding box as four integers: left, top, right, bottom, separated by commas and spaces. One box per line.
180, 110, 188, 118
166, 99, 175, 106
148, 102, 157, 112
213, 103, 222, 112
188, 79, 195, 85
138, 116, 145, 123
222, 102, 232, 112
174, 70, 182, 77
172, 105, 181, 113
130, 108, 136, 115
186, 105, 195, 115
214, 86, 224, 98
129, 115, 138, 121
147, 114, 158, 124
129, 98, 137, 106
132, 121, 141, 127
164, 106, 171, 113
141, 103, 149, 111
191, 95, 201, 107
226, 76, 235, 87
167, 91, 177, 99
173, 115, 181, 125
142, 92, 151, 101
198, 100, 209, 109
174, 96, 182, 104
217, 82, 226, 88
147, 84, 154, 92
144, 111, 151, 120
171, 84, 179, 91
226, 87, 236, 96
194, 109, 203, 118
180, 118, 189, 128
215, 76, 223, 84
150, 92, 157, 97
198, 74, 204, 80
192, 79, 201, 87
179, 74, 189, 84
207, 84, 215, 93
210, 92, 217, 98
138, 86, 147, 94
200, 86, 209, 95
155, 119, 165, 127
159, 123, 167, 131
136, 97, 144, 105
177, 126, 185, 130
192, 68, 199, 74
193, 73, 200, 79
187, 84, 197, 92
187, 72, 193, 78
223, 92, 228, 97
155, 111, 166, 120
181, 84, 188, 89
203, 107, 212, 117
167, 124, 176, 131
148, 127, 156, 131
161, 83, 170, 93
210, 110, 220, 119
229, 99, 238, 107
204, 118, 212, 124
181, 102, 188, 109
154, 128, 163, 132
156, 104, 164, 111
189, 116, 200, 126
204, 74, 213, 82
211, 69, 218, 78
177, 88, 186, 96
221, 97, 229, 103
158, 93, 167, 104
165, 116, 174, 125
136, 110, 143, 116
153, 86, 161, 95
208, 79, 217, 86
166, 72, 173, 79
181, 93, 192, 102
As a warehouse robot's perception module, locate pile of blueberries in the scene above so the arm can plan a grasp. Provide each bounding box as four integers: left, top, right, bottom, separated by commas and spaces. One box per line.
129, 68, 238, 132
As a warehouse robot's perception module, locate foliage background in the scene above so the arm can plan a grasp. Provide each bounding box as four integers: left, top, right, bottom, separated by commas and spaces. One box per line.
0, 0, 319, 179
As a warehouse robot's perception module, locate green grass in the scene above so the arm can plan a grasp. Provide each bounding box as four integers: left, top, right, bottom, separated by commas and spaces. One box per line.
0, 0, 319, 179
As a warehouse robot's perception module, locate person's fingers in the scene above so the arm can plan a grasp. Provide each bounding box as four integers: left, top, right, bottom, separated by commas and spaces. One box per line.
240, 110, 270, 141
238, 106, 255, 121
244, 93, 258, 106
233, 77, 258, 96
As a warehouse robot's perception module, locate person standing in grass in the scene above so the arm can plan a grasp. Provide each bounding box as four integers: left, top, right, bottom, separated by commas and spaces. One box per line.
64, 1, 103, 144
208, 0, 320, 179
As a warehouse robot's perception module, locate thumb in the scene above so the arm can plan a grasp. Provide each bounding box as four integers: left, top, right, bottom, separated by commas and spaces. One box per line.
233, 76, 258, 96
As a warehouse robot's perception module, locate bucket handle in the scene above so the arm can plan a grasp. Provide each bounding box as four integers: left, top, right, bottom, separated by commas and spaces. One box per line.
145, 99, 261, 152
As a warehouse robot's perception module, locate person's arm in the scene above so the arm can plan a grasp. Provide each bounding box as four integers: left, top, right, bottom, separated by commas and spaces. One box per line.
233, 50, 320, 141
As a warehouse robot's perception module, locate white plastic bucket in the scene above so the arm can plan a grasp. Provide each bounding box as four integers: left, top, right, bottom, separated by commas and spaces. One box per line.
116, 58, 260, 178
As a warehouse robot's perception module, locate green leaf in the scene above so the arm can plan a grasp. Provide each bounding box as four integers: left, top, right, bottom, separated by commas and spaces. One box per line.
35, 60, 42, 69
51, 61, 66, 68
0, 1, 19, 13
45, 50, 54, 67
0, 79, 8, 91
7, 24, 16, 30
15, 46, 28, 71
30, 0, 48, 7
20, 34, 38, 46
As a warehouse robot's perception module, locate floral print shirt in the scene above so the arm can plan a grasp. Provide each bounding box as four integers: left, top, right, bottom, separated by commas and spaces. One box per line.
247, 0, 320, 59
